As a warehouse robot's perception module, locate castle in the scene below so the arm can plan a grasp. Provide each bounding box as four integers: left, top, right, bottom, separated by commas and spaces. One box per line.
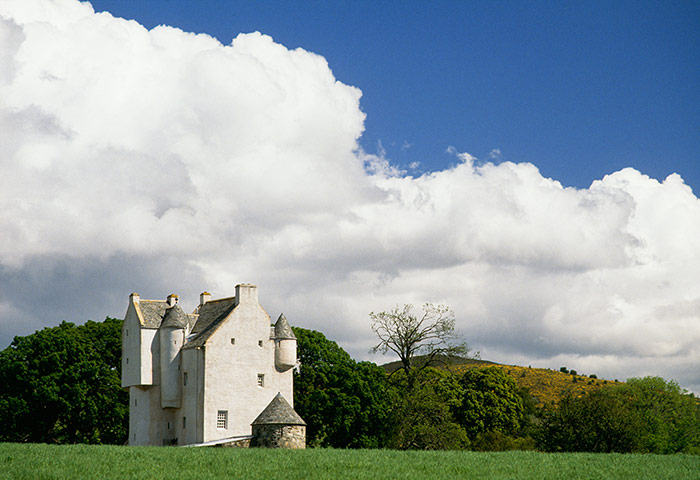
121, 284, 305, 447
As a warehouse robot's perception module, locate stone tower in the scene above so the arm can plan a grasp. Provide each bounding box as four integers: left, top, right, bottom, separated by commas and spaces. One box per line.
251, 392, 306, 449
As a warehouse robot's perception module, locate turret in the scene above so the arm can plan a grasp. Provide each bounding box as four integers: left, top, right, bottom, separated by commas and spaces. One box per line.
159, 301, 186, 409
274, 314, 296, 371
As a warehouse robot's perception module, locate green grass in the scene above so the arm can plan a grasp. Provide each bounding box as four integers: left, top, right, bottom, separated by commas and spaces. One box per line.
1, 444, 698, 480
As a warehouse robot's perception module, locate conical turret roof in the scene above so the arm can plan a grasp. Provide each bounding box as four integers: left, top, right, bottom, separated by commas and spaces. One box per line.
252, 393, 305, 426
160, 304, 188, 329
274, 313, 296, 340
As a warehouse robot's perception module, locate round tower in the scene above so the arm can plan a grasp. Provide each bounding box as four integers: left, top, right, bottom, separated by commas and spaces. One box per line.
274, 314, 296, 371
251, 392, 306, 449
159, 301, 186, 409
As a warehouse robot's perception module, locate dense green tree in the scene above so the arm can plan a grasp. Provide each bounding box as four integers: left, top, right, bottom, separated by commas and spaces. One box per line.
0, 318, 127, 444
537, 388, 637, 453
387, 368, 468, 450
454, 367, 525, 443
292, 327, 393, 448
536, 377, 700, 454
618, 377, 700, 453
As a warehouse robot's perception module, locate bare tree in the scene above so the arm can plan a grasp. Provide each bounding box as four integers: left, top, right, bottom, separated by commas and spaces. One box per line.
369, 304, 473, 379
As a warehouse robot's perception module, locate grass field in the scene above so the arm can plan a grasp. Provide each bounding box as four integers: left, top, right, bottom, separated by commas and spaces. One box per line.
1, 444, 698, 480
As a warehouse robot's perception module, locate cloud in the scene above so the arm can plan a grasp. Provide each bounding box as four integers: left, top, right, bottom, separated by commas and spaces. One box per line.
1, 0, 699, 393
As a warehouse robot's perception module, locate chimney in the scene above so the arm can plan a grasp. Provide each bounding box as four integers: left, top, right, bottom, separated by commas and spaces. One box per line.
166, 294, 179, 307
200, 291, 211, 306
234, 284, 258, 306
130, 292, 140, 304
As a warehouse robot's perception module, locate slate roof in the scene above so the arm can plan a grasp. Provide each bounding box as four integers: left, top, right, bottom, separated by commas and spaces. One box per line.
182, 297, 237, 349
136, 300, 168, 329
160, 305, 188, 329
274, 314, 296, 340
251, 393, 305, 426
136, 300, 196, 330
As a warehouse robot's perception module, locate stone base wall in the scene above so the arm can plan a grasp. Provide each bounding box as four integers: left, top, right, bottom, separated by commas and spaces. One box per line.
217, 437, 251, 448
251, 424, 305, 449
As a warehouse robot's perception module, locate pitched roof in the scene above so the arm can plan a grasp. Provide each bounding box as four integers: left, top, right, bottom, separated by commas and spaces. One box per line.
182, 297, 236, 349
136, 300, 168, 328
251, 393, 305, 426
135, 300, 196, 330
274, 314, 296, 340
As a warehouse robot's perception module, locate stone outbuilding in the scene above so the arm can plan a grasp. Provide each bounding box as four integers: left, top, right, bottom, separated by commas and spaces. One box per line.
251, 392, 307, 449
121, 284, 305, 448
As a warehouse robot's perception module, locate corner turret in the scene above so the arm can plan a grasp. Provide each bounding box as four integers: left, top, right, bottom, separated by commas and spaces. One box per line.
159, 302, 186, 409
274, 314, 296, 371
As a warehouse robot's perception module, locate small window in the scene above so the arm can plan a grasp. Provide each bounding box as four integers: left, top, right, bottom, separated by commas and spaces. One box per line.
167, 421, 171, 430
126, 329, 129, 337
217, 410, 228, 429
258, 340, 263, 347
257, 374, 265, 387
230, 338, 236, 345
183, 416, 186, 429
134, 398, 137, 406
183, 372, 188, 386
126, 357, 129, 365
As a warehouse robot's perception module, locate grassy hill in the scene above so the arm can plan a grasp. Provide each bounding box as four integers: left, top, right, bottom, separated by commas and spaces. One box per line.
381, 356, 613, 408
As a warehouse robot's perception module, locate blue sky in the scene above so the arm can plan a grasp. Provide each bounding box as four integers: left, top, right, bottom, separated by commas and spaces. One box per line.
89, 0, 700, 190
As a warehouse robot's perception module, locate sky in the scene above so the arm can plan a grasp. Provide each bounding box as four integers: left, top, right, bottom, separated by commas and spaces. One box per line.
1, 0, 699, 392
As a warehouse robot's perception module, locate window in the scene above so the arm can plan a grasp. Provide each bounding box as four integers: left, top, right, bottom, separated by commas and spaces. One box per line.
126, 357, 129, 365
134, 398, 137, 406
258, 340, 263, 347
183, 372, 188, 386
257, 374, 265, 387
217, 410, 228, 429
183, 416, 186, 429
230, 337, 235, 345
167, 421, 171, 430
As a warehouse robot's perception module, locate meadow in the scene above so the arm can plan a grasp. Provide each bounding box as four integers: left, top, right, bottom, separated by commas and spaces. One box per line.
1, 443, 698, 480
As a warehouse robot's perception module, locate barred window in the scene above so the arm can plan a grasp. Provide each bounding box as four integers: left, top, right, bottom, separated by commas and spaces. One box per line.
257, 374, 265, 387
216, 410, 228, 429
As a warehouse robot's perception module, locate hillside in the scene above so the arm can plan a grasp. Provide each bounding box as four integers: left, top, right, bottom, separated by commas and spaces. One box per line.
453, 363, 612, 407
381, 356, 613, 408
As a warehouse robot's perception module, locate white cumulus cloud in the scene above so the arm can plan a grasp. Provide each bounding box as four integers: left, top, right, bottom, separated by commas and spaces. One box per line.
1, 0, 699, 393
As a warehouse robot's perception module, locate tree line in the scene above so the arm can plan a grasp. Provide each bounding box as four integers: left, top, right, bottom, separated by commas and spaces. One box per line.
0, 315, 698, 453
